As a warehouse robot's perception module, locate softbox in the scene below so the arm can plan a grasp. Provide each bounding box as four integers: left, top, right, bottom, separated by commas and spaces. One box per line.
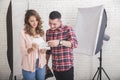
74, 5, 107, 56
12, 1, 28, 78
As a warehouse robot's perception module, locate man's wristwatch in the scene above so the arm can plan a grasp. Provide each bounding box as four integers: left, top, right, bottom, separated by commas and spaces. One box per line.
59, 40, 63, 45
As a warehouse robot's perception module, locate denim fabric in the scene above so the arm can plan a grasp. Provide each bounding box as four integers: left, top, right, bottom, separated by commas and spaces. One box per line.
22, 59, 46, 80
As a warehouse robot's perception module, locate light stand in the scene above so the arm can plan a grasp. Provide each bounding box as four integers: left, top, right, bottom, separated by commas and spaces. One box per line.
92, 49, 110, 80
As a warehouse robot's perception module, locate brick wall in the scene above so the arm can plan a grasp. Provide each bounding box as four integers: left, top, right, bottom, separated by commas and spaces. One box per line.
0, 0, 120, 80
29, 0, 120, 80
0, 0, 11, 80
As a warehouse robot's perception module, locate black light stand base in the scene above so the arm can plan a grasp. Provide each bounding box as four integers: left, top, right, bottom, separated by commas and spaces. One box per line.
92, 67, 110, 80
92, 49, 110, 80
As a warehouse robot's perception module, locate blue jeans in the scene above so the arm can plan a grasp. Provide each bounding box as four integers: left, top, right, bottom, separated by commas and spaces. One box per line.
22, 59, 46, 80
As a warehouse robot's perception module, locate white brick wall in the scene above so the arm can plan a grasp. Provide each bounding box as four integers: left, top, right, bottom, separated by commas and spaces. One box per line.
0, 0, 11, 80
29, 0, 120, 80
1, 0, 120, 80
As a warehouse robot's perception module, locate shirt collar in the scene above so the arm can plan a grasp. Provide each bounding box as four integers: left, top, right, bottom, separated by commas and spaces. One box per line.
57, 24, 64, 31
49, 24, 64, 32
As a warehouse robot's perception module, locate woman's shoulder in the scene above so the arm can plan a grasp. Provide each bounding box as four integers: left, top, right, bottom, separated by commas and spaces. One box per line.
20, 29, 29, 37
20, 29, 32, 41
20, 29, 25, 36
20, 29, 24, 33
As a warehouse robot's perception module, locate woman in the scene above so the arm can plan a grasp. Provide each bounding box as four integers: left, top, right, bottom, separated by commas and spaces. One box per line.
20, 9, 46, 80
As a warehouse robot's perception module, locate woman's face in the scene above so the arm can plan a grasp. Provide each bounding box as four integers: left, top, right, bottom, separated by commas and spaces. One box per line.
28, 15, 38, 29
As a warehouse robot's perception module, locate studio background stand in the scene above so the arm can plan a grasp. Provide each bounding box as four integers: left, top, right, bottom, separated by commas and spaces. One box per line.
92, 49, 110, 80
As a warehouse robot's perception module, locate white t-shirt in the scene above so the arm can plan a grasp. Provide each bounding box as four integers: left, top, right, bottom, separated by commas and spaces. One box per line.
32, 37, 50, 59
32, 37, 45, 59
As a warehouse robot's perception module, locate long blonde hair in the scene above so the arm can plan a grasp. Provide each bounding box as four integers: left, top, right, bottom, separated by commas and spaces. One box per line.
24, 9, 44, 36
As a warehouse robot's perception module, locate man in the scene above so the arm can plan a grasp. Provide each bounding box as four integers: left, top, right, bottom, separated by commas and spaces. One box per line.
46, 11, 78, 80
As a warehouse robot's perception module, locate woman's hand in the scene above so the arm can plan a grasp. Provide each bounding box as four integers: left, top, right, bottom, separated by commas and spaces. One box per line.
27, 48, 35, 54
32, 43, 39, 49
27, 43, 39, 54
39, 48, 46, 54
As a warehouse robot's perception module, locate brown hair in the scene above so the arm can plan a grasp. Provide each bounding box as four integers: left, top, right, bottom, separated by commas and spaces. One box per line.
24, 9, 44, 36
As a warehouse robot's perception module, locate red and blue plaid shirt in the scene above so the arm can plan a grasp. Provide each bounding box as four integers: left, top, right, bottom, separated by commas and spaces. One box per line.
46, 25, 78, 71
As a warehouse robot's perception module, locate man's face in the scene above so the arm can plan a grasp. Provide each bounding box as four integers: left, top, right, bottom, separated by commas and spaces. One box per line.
49, 18, 61, 30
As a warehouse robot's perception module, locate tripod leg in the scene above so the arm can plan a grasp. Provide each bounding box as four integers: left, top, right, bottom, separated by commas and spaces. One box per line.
99, 67, 102, 80
14, 76, 17, 80
9, 72, 13, 80
102, 68, 110, 80
97, 70, 100, 80
92, 68, 99, 80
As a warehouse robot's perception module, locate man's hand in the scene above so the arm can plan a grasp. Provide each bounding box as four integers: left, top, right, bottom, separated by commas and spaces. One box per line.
47, 40, 59, 47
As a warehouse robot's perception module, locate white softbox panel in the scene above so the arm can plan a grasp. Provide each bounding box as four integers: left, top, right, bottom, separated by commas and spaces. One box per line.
12, 0, 28, 77
74, 5, 105, 56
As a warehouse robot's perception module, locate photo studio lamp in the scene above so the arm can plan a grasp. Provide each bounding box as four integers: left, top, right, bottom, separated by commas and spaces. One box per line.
93, 8, 110, 80
74, 5, 110, 80
6, 1, 13, 80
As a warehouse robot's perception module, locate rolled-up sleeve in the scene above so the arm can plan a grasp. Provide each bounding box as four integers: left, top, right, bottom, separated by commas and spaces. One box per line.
68, 27, 78, 48
46, 30, 52, 54
46, 30, 49, 42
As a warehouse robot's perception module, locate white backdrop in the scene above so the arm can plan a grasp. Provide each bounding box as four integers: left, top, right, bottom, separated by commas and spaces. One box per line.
11, 0, 120, 80
12, 3, 105, 77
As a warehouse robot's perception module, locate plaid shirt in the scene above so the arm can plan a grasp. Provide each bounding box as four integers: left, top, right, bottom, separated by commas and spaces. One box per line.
46, 25, 78, 71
